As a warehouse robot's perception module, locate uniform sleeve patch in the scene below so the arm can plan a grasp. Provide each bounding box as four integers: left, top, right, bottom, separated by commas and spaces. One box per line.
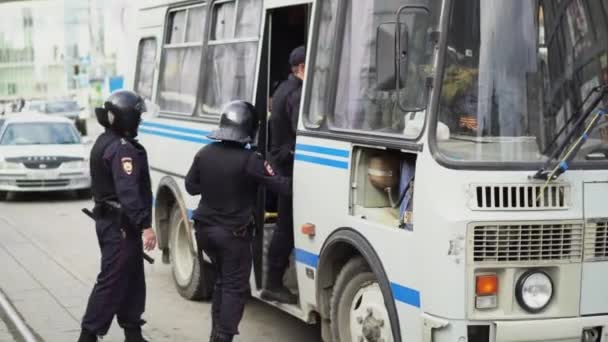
121, 157, 134, 175
264, 161, 275, 176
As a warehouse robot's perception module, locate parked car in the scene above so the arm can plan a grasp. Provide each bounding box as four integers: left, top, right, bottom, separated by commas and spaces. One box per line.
0, 113, 92, 200
24, 99, 89, 136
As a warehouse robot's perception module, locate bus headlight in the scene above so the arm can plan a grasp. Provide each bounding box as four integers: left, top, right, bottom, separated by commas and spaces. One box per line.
516, 270, 553, 313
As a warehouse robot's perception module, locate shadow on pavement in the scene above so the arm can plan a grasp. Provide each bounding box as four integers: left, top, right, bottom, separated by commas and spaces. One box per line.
4, 191, 91, 203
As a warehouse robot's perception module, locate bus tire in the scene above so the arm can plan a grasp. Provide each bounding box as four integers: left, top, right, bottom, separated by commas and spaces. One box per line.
0, 191, 7, 201
330, 257, 393, 342
169, 204, 212, 300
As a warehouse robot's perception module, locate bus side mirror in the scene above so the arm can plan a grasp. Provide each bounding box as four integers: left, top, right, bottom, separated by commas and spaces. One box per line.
376, 22, 409, 92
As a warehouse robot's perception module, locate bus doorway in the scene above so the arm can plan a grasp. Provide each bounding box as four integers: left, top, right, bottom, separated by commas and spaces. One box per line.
253, 3, 310, 306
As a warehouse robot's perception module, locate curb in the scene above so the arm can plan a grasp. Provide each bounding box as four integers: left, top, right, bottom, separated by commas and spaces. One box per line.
0, 290, 37, 342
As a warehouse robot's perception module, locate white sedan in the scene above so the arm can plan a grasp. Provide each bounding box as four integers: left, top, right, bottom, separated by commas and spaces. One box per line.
0, 113, 92, 200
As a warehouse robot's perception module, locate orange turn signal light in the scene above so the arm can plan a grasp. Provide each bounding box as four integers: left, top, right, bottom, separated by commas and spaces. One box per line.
301, 223, 316, 236
476, 274, 498, 296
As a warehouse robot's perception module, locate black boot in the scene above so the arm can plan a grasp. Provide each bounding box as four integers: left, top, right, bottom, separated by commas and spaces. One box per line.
77, 329, 97, 342
124, 327, 148, 342
260, 285, 298, 304
210, 330, 233, 342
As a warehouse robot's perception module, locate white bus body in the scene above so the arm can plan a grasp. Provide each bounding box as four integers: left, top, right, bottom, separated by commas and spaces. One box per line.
128, 0, 608, 341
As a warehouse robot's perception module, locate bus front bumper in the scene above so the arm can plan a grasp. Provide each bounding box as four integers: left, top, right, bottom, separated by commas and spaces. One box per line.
427, 314, 608, 342
494, 316, 607, 342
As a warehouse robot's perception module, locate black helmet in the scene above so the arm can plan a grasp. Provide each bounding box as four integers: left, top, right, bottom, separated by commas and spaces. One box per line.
208, 101, 258, 144
95, 90, 146, 138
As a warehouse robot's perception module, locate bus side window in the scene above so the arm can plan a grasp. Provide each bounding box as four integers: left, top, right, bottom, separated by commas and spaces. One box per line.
304, 0, 340, 128
157, 5, 207, 116
199, 0, 262, 118
351, 147, 416, 230
134, 38, 158, 101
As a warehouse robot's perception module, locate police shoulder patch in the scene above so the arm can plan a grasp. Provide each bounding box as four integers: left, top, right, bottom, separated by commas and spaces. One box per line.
121, 157, 134, 175
264, 161, 275, 176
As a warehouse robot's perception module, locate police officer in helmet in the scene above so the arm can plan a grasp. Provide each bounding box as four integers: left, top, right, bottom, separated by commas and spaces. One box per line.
78, 90, 156, 342
185, 100, 291, 342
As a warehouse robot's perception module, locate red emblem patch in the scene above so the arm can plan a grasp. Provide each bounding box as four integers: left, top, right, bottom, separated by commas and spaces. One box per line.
264, 161, 275, 176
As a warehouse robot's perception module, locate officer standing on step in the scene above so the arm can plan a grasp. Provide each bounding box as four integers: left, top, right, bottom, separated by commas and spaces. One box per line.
78, 90, 156, 342
185, 100, 291, 342
261, 45, 306, 304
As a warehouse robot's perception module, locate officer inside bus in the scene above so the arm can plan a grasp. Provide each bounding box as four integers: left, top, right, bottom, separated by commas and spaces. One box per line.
78, 90, 156, 342
262, 46, 305, 304
185, 100, 291, 342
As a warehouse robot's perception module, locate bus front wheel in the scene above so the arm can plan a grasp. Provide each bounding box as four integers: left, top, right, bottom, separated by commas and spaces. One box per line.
169, 204, 212, 300
330, 257, 394, 342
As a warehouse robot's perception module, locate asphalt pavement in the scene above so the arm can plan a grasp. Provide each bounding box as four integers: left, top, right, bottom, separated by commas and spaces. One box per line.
0, 117, 320, 341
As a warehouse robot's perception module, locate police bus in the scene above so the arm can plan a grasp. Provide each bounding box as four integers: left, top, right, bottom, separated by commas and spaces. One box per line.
129, 0, 608, 341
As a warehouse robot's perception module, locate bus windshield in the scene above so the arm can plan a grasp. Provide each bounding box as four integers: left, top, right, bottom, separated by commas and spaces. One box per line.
436, 0, 608, 165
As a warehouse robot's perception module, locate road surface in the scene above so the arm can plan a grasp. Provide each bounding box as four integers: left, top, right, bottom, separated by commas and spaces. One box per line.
0, 189, 320, 341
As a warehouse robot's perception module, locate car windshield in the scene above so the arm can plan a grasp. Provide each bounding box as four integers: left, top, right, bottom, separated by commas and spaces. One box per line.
436, 0, 608, 165
0, 122, 81, 145
45, 101, 79, 113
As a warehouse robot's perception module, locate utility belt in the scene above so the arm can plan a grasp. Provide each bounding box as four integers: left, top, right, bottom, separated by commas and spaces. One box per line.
194, 216, 256, 238
93, 200, 124, 221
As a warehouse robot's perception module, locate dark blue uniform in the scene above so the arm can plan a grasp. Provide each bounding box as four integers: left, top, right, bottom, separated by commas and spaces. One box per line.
185, 142, 291, 337
81, 129, 152, 336
267, 74, 302, 290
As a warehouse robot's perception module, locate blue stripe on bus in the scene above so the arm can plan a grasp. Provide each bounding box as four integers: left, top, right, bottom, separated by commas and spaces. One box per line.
141, 121, 211, 136
295, 144, 350, 158
139, 128, 213, 144
295, 248, 420, 308
294, 153, 349, 170
294, 248, 319, 268
391, 282, 421, 308
140, 122, 351, 169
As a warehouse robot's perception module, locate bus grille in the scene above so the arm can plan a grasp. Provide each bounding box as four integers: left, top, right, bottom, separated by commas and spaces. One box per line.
472, 184, 569, 210
472, 222, 583, 263
584, 220, 608, 261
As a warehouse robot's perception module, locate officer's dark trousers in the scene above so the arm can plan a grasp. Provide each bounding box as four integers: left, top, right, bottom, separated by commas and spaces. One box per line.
267, 194, 294, 288
81, 217, 146, 335
195, 224, 252, 336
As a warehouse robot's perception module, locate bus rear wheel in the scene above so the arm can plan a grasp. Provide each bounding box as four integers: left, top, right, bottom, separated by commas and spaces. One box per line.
330, 257, 394, 342
169, 204, 212, 300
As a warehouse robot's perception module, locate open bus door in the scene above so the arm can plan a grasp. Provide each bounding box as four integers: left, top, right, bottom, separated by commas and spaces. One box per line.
252, 0, 311, 307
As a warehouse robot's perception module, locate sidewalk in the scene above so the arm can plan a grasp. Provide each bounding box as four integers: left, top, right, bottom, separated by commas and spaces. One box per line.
0, 215, 129, 342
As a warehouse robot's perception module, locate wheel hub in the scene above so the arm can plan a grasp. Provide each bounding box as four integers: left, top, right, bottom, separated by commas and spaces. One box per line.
362, 309, 383, 342
350, 283, 392, 342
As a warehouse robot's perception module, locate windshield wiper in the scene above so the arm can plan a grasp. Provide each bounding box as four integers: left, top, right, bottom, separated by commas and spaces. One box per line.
533, 83, 608, 181
542, 84, 606, 156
